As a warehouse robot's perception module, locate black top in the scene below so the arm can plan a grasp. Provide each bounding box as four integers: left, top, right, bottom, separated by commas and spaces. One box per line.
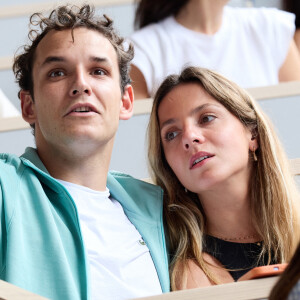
203, 235, 276, 281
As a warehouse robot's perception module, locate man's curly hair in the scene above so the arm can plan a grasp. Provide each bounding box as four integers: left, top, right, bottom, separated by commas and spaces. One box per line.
13, 4, 134, 99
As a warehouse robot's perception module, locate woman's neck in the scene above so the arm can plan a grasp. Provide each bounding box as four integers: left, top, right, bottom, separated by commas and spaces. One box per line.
199, 179, 260, 243
175, 0, 228, 34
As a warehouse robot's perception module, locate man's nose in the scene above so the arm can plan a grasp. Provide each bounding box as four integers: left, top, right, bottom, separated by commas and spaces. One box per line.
70, 69, 92, 97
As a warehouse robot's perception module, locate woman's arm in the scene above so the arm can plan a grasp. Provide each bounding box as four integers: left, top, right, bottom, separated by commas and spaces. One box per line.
279, 40, 300, 82
130, 64, 149, 100
294, 29, 300, 53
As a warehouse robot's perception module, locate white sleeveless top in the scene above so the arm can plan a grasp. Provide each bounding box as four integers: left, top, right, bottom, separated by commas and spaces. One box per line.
129, 6, 295, 97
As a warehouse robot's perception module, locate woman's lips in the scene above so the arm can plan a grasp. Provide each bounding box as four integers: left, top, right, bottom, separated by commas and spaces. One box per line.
190, 152, 214, 169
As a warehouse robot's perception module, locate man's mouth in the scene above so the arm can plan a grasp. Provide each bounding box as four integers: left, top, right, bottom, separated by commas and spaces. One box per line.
66, 103, 99, 116
72, 106, 94, 113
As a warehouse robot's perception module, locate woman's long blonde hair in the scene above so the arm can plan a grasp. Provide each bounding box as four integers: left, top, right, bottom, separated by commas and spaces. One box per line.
148, 67, 300, 290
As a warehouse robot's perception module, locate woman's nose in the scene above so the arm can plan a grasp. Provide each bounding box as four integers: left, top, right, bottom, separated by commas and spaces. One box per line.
182, 127, 204, 150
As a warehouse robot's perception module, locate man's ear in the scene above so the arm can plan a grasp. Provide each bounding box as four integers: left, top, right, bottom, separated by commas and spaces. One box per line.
119, 85, 134, 120
20, 90, 36, 125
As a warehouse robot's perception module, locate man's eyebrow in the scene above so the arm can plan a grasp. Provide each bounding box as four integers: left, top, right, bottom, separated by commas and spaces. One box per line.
160, 103, 221, 130
90, 56, 112, 67
41, 56, 66, 67
40, 56, 112, 67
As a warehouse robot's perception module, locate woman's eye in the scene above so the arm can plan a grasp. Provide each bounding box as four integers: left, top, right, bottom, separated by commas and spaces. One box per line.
49, 70, 65, 77
165, 131, 178, 141
201, 115, 216, 123
93, 69, 106, 76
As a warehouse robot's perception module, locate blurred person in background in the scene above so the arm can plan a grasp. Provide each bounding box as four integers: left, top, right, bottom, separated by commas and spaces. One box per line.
130, 0, 300, 99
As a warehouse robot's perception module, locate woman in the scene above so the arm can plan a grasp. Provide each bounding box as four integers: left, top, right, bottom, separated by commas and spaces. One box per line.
130, 0, 300, 99
148, 66, 300, 289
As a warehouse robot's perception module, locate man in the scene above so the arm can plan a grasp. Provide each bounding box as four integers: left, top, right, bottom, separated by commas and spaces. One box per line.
0, 5, 169, 300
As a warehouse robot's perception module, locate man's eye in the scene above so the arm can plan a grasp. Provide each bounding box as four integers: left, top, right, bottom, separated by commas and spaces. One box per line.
49, 70, 65, 77
165, 131, 178, 141
201, 115, 216, 123
93, 69, 106, 76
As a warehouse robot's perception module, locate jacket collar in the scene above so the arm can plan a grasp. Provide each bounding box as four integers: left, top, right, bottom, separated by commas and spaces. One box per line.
20, 147, 49, 174
20, 148, 163, 217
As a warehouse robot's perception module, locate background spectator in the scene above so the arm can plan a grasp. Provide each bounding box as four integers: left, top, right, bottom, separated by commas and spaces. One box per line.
130, 0, 300, 99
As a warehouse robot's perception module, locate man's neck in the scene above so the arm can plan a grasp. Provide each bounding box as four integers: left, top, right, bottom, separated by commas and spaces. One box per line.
36, 141, 113, 191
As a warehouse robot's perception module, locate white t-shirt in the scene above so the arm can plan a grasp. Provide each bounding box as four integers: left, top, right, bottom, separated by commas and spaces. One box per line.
57, 179, 162, 300
129, 6, 295, 97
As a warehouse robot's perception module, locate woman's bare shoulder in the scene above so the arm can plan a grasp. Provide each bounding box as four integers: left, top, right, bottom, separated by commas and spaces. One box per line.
177, 253, 234, 289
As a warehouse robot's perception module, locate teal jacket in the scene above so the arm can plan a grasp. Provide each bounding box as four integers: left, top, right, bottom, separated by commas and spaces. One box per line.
0, 148, 170, 299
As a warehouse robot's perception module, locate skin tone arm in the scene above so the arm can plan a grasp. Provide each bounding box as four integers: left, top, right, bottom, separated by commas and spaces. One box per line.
279, 39, 300, 82
130, 64, 149, 100
294, 30, 300, 54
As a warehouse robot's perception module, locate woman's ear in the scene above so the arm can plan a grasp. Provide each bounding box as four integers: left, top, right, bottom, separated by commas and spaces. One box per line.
119, 85, 134, 120
250, 126, 259, 151
20, 90, 36, 125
